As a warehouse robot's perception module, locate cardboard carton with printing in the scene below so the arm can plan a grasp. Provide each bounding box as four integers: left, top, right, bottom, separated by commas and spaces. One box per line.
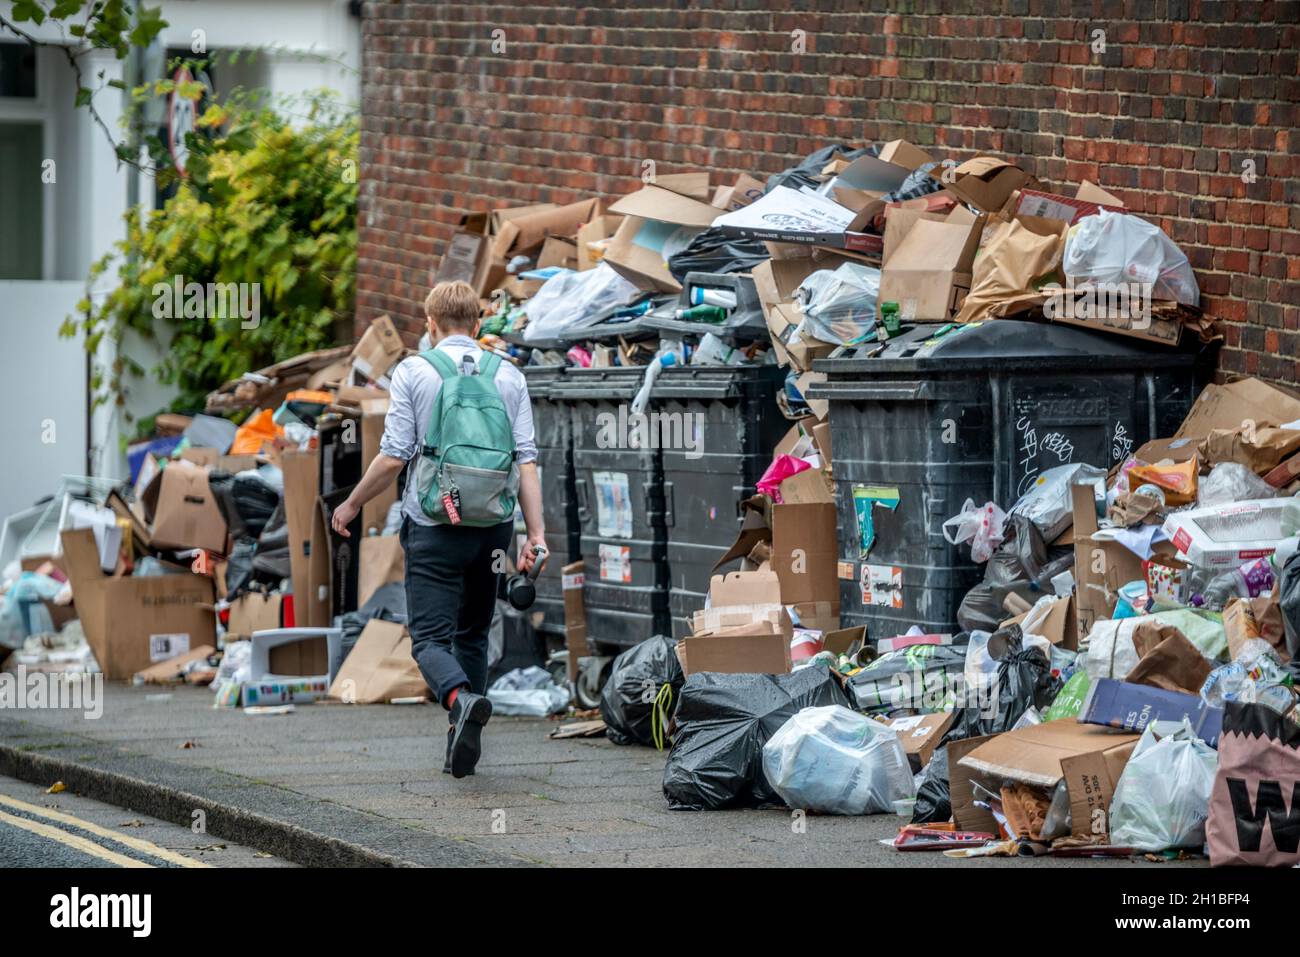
60, 528, 215, 680
136, 458, 229, 554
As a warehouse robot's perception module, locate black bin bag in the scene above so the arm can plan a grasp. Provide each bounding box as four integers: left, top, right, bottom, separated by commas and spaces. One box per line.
600, 635, 685, 747
663, 665, 849, 811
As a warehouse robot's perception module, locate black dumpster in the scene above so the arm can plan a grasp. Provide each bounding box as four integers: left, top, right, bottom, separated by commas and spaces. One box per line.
522, 364, 580, 641
806, 320, 1201, 640
551, 366, 672, 652
655, 364, 788, 638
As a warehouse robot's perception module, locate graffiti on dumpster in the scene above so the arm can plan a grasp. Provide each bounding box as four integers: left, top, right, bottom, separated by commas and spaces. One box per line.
1014, 414, 1077, 498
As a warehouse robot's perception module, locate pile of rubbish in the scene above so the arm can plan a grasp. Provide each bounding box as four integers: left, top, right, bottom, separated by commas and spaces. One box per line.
0, 320, 564, 713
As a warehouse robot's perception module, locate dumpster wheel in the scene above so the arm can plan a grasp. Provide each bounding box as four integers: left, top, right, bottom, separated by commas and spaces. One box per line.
575, 656, 612, 710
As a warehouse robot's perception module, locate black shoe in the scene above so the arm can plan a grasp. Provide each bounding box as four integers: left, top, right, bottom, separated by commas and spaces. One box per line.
441, 731, 473, 776
446, 692, 492, 779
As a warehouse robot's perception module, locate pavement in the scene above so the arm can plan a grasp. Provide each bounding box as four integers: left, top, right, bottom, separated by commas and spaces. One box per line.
0, 773, 294, 868
1, 683, 1206, 868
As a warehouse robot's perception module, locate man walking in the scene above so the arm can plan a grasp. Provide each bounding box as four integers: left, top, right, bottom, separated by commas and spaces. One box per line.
331, 281, 546, 778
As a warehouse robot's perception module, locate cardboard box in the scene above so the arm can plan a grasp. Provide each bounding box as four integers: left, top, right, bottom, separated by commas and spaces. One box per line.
948, 734, 1001, 834
489, 198, 600, 261
1134, 436, 1201, 465
351, 315, 405, 387
60, 529, 215, 680
677, 618, 792, 677
133, 645, 215, 685
1072, 484, 1145, 644
562, 561, 588, 683
1176, 377, 1300, 440
1013, 182, 1125, 224
959, 720, 1140, 841
608, 176, 717, 227
226, 591, 283, 640
931, 156, 1034, 214
888, 711, 955, 769
1264, 451, 1300, 488
1162, 498, 1289, 569
359, 397, 394, 536
357, 533, 404, 607
878, 215, 981, 321
140, 460, 228, 554
1079, 678, 1223, 746
434, 230, 490, 292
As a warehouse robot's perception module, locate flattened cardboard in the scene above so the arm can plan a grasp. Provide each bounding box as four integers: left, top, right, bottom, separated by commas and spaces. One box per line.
490, 198, 600, 260
888, 711, 956, 769
602, 215, 684, 293
608, 182, 718, 227
60, 528, 215, 680
960, 719, 1138, 790
133, 645, 215, 685
328, 618, 427, 704
281, 449, 325, 627
358, 533, 404, 607
771, 502, 839, 604
1072, 483, 1144, 644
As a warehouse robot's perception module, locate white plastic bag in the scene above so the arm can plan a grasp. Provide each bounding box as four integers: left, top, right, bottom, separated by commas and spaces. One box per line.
1198, 462, 1277, 507
1010, 464, 1106, 541
487, 665, 571, 716
942, 499, 1007, 563
522, 263, 641, 342
1062, 210, 1199, 307
1109, 719, 1218, 850
761, 705, 914, 814
793, 262, 882, 346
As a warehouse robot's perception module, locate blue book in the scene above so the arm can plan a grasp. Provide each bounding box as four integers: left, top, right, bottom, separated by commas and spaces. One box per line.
1078, 678, 1223, 747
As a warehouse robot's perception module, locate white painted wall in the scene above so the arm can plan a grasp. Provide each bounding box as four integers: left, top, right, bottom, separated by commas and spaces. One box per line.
0, 281, 88, 519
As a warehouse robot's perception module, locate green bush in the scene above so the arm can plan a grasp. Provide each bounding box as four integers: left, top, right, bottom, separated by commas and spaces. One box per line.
64, 95, 357, 426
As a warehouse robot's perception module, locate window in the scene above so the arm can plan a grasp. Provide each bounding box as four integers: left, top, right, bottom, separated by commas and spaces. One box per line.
0, 42, 37, 99
0, 122, 45, 279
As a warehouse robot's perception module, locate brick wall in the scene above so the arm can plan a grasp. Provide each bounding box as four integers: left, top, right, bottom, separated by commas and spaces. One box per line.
357, 1, 1299, 384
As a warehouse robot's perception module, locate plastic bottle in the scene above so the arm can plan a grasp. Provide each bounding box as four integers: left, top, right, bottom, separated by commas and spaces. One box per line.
673, 303, 728, 323
688, 286, 738, 309
630, 351, 676, 416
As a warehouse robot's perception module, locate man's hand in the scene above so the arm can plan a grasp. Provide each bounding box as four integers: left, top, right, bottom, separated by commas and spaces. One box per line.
519, 536, 548, 574
331, 498, 360, 537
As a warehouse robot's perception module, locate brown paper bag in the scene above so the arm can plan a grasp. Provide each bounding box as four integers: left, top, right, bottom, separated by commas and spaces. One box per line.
1198, 427, 1300, 475
328, 619, 427, 704
1127, 626, 1212, 695
954, 215, 1067, 324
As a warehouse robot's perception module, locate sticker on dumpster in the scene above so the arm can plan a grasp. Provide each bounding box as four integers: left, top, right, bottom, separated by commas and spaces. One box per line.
599, 544, 632, 584
149, 633, 190, 662
837, 561, 856, 581
852, 485, 900, 559
860, 564, 903, 609
562, 571, 584, 590
593, 470, 633, 539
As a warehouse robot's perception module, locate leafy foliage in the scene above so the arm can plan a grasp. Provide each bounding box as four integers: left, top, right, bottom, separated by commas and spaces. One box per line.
63, 96, 358, 422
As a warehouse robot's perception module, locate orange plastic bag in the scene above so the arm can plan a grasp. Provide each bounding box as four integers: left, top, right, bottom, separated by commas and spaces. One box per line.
229, 408, 282, 456
1129, 457, 1198, 506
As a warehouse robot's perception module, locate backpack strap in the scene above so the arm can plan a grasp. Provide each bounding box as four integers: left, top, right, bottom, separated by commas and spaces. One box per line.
419, 348, 458, 380
477, 351, 503, 380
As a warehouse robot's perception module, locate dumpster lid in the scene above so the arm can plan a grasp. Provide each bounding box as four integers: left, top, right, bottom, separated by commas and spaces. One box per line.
814, 319, 1200, 373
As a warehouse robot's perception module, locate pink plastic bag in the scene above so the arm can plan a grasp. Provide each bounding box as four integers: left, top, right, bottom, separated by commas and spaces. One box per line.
1206, 702, 1300, 866
757, 454, 811, 504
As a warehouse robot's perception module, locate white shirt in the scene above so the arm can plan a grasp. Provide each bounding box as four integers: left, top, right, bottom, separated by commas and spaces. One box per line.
379, 335, 537, 526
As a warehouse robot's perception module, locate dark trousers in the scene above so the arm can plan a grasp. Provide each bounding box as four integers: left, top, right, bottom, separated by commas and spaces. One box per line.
400, 517, 513, 707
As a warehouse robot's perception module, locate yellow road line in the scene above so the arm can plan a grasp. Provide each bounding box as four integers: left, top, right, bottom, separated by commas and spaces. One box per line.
0, 794, 210, 869
0, 808, 151, 868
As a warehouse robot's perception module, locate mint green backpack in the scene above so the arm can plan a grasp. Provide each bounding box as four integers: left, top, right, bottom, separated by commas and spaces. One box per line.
414, 349, 518, 526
